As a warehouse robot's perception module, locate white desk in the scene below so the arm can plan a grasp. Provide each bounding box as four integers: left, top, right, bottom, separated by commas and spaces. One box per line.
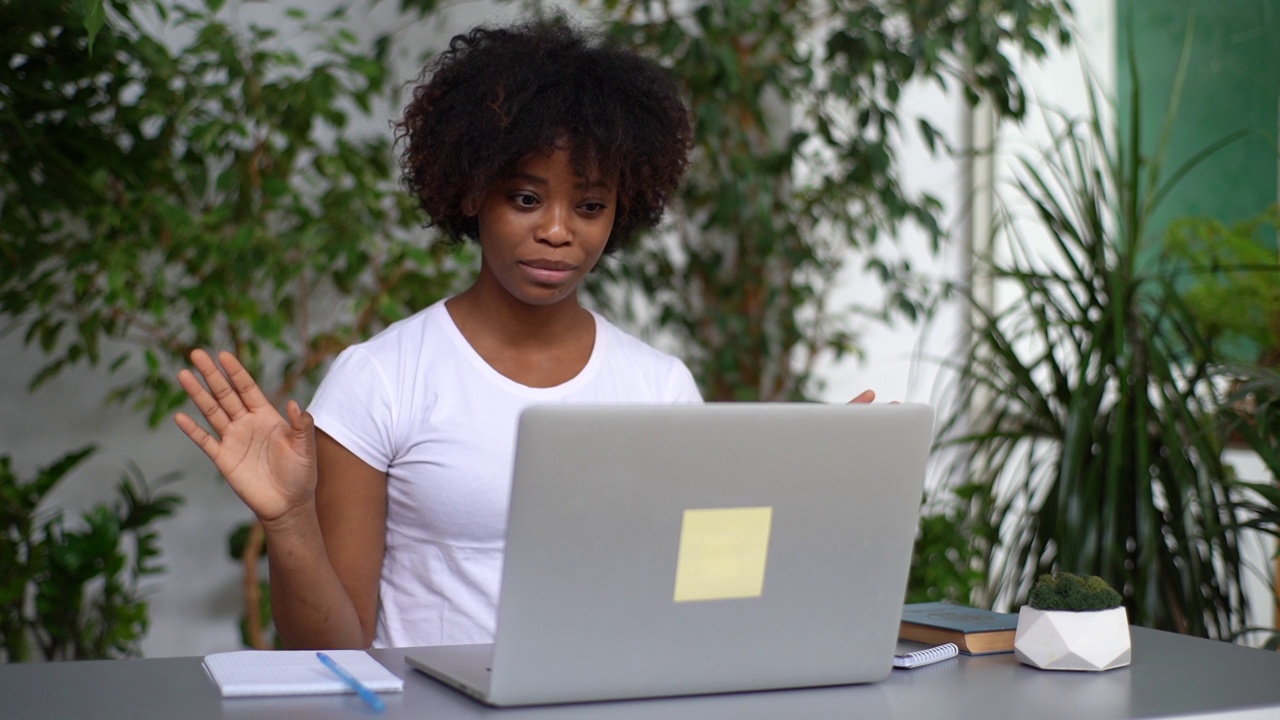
4, 627, 1279, 719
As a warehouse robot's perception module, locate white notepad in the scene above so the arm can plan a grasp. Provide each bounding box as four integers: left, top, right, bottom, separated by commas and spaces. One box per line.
203, 649, 404, 697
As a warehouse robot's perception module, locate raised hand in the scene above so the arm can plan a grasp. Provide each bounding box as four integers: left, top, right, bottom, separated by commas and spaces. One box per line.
174, 350, 318, 525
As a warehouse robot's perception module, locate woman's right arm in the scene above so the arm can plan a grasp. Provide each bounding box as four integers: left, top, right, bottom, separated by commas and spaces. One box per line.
174, 350, 385, 649
298, 431, 387, 648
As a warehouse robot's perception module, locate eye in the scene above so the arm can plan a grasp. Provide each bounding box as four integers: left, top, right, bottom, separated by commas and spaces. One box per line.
579, 201, 607, 215
510, 192, 540, 208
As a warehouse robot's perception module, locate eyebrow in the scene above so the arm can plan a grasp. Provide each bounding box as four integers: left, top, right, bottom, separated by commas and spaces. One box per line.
507, 172, 614, 191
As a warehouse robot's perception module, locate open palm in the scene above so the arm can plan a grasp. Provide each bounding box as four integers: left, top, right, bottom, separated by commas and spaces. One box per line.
174, 350, 317, 524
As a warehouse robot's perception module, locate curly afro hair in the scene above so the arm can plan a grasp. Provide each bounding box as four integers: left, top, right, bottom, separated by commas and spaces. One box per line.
395, 18, 692, 254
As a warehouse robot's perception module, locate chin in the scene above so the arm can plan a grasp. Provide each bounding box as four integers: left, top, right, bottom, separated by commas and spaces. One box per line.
512, 285, 578, 307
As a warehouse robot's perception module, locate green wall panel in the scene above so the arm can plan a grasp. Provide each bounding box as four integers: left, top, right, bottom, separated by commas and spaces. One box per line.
1117, 0, 1279, 250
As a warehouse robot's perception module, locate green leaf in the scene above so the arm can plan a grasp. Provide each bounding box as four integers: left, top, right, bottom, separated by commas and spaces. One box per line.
84, 0, 107, 55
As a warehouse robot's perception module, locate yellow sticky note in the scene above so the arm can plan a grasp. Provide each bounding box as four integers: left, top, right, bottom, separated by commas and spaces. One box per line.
672, 506, 773, 603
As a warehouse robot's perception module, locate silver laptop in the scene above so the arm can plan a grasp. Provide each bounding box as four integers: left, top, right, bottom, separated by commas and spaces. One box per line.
405, 402, 934, 707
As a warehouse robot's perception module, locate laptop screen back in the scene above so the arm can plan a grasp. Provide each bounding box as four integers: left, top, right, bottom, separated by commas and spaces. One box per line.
485, 402, 934, 705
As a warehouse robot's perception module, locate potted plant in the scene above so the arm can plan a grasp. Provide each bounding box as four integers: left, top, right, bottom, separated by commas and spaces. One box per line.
1013, 573, 1130, 671
930, 38, 1252, 637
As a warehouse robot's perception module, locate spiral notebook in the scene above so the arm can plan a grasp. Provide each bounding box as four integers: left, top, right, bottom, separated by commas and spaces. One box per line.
893, 642, 959, 669
203, 649, 404, 698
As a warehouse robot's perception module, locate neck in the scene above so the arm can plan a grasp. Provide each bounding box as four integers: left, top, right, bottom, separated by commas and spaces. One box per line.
447, 273, 590, 349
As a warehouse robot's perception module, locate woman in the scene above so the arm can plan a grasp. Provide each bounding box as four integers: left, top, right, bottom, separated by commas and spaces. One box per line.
175, 18, 702, 650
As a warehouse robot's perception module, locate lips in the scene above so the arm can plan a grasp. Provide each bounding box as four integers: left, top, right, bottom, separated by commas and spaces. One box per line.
519, 258, 578, 284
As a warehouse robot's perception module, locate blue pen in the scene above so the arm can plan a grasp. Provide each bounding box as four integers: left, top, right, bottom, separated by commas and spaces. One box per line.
317, 651, 386, 713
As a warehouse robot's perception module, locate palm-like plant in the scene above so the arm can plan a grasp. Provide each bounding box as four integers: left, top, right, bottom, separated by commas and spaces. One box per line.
934, 44, 1251, 638
1219, 365, 1280, 648
1223, 367, 1280, 489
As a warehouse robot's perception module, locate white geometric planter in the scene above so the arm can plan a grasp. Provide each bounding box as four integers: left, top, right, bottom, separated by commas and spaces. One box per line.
1013, 606, 1131, 671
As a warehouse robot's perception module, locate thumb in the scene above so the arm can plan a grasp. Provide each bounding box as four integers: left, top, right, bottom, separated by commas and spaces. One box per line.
286, 400, 317, 456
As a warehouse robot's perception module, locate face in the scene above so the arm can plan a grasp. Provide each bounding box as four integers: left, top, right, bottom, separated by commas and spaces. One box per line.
470, 147, 617, 308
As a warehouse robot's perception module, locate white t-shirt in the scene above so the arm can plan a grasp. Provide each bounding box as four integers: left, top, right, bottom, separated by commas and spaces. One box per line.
307, 300, 701, 648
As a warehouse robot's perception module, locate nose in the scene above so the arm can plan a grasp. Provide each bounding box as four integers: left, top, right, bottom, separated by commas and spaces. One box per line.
537, 203, 571, 246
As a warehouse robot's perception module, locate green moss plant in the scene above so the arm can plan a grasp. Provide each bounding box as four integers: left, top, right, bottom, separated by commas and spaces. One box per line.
1028, 573, 1124, 612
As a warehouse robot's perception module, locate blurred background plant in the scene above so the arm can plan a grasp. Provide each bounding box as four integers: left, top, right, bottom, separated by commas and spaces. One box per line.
1, 447, 182, 661
567, 0, 1073, 401
928, 31, 1258, 638
1, 0, 472, 648
1170, 205, 1280, 647
2, 0, 468, 423
1165, 206, 1280, 371
904, 503, 990, 604
1219, 366, 1280, 649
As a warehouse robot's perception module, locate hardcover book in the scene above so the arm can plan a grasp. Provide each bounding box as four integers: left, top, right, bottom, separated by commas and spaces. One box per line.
899, 602, 1018, 655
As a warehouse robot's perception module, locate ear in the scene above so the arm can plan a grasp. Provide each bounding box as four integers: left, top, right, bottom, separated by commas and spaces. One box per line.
462, 193, 480, 217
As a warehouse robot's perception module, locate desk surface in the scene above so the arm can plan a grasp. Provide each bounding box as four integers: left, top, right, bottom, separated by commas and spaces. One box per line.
4, 627, 1280, 719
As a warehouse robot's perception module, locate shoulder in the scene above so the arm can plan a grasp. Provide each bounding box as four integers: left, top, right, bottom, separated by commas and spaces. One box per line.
348, 300, 452, 359
309, 301, 458, 465
593, 312, 681, 367
329, 300, 461, 370
591, 312, 702, 402
320, 300, 457, 394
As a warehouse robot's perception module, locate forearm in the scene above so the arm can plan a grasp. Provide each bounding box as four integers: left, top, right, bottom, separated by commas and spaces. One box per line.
262, 504, 372, 649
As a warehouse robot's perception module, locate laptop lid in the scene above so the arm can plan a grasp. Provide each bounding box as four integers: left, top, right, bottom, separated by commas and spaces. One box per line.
410, 402, 933, 706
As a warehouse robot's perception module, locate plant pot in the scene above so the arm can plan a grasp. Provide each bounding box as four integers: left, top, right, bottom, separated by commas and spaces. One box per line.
1013, 606, 1131, 671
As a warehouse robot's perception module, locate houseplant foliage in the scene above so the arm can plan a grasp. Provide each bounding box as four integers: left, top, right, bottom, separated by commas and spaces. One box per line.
587, 0, 1072, 400
933, 44, 1250, 638
2, 0, 469, 647
1, 447, 182, 661
905, 505, 990, 604
1173, 208, 1280, 647
1218, 366, 1280, 649
394, 0, 1074, 400
1164, 206, 1280, 370
2, 0, 468, 423
1222, 367, 1280, 492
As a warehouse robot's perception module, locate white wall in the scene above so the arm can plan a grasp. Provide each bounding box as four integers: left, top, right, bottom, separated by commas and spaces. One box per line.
807, 76, 969, 408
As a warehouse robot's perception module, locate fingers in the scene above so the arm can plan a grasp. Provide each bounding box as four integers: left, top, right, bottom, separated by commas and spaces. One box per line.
178, 364, 231, 434
848, 389, 876, 404
186, 349, 251, 424
174, 411, 221, 460
217, 351, 274, 412
181, 349, 276, 424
